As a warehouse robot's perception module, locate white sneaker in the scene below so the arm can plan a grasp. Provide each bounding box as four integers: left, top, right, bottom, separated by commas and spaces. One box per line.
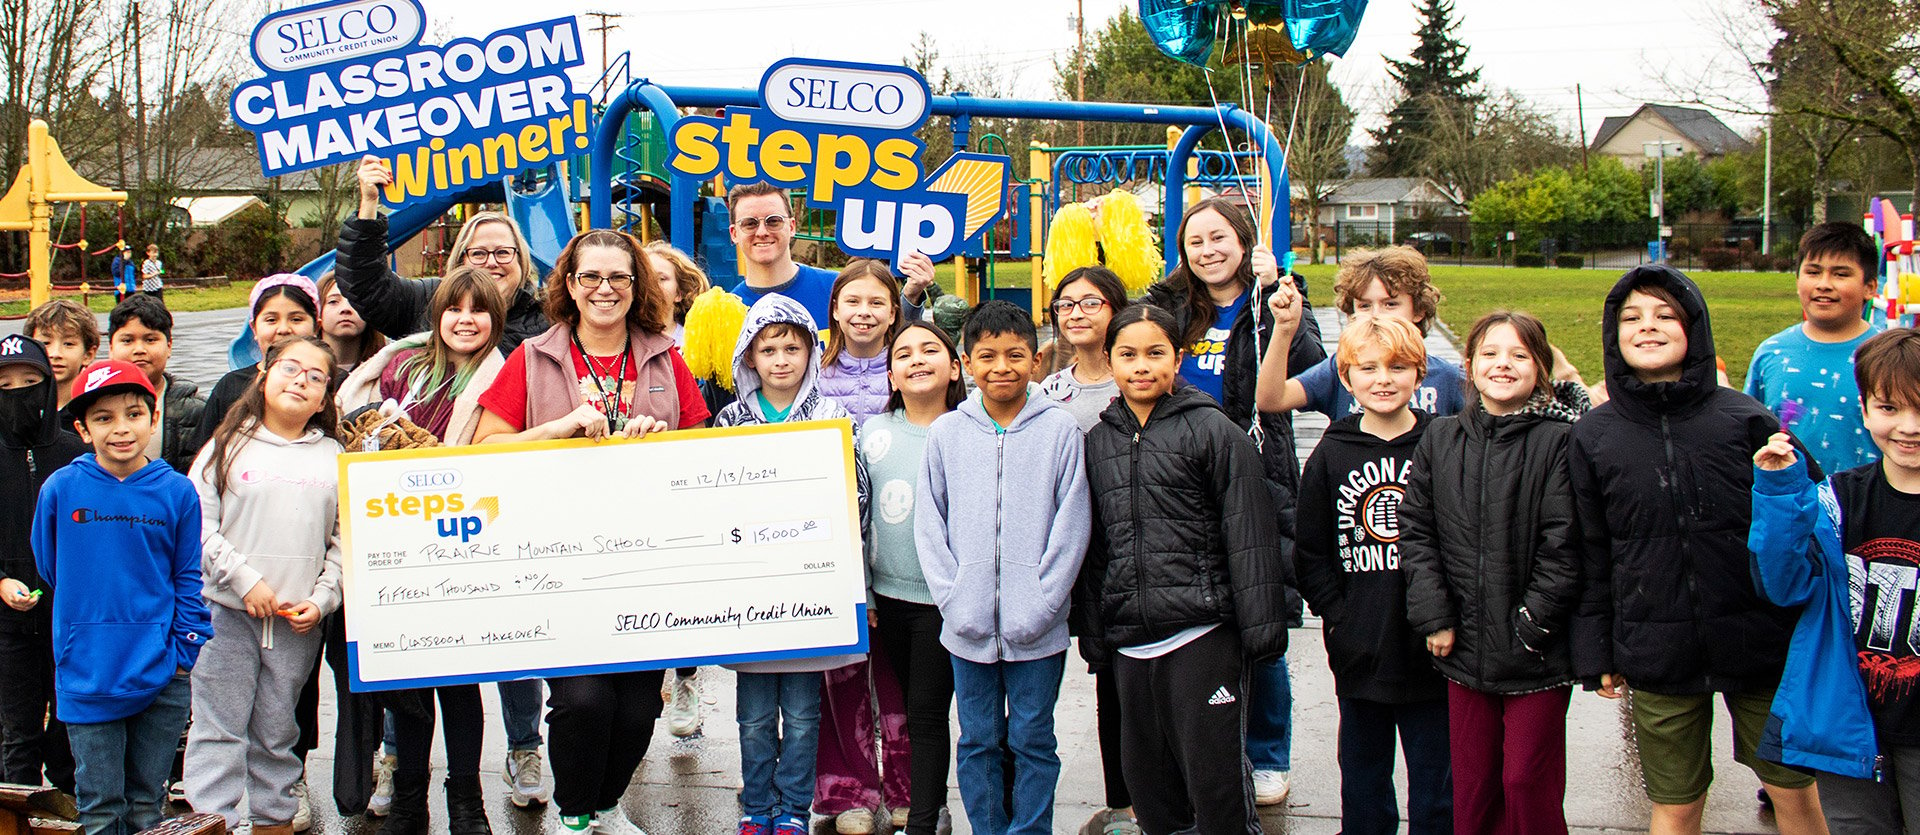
592, 807, 649, 835
367, 753, 396, 816
834, 808, 875, 834
291, 778, 313, 831
506, 749, 551, 807
890, 807, 908, 829
1252, 769, 1290, 807
667, 675, 703, 737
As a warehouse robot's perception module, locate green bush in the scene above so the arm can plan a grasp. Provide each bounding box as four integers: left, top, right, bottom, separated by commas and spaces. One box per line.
1515, 252, 1547, 268
1554, 254, 1586, 269
192, 205, 289, 282
1700, 247, 1744, 272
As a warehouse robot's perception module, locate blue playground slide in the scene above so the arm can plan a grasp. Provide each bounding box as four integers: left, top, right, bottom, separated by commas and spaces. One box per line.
228, 167, 576, 370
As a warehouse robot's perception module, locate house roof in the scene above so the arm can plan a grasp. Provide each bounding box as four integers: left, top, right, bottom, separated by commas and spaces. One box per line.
171, 196, 267, 227
1323, 177, 1461, 206
1590, 104, 1753, 156
75, 144, 325, 194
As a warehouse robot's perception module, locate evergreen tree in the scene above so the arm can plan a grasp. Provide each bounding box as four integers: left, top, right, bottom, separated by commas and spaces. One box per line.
1368, 0, 1481, 176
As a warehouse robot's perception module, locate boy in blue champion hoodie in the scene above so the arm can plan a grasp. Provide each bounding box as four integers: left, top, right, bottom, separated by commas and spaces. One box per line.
1751, 328, 1920, 832
32, 360, 211, 835
915, 300, 1092, 835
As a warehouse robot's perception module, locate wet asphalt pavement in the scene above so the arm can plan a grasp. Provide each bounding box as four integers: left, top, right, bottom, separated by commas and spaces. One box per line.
2, 307, 1791, 834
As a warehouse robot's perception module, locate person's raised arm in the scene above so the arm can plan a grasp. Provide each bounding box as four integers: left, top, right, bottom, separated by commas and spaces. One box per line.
335, 155, 432, 339
1254, 276, 1310, 412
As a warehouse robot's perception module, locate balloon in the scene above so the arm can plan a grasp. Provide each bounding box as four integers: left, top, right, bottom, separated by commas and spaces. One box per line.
1139, 0, 1226, 67
1223, 20, 1310, 67
1286, 0, 1369, 59
1141, 0, 1368, 67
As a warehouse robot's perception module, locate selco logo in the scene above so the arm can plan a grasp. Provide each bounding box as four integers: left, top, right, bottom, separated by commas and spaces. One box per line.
363, 491, 501, 542
763, 61, 928, 132
250, 0, 425, 74
400, 468, 463, 493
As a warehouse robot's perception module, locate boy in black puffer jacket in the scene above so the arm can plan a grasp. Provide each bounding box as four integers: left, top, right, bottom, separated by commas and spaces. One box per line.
1079, 305, 1288, 835
1569, 265, 1825, 834
1295, 316, 1449, 835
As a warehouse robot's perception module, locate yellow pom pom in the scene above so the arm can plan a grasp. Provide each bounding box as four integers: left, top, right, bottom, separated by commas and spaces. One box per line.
1042, 203, 1099, 291
1096, 189, 1163, 295
682, 287, 748, 390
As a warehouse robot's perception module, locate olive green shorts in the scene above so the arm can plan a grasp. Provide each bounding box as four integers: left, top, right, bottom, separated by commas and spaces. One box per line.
1628, 687, 1815, 805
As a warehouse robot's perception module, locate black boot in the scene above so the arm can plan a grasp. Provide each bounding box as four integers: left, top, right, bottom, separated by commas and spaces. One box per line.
381, 770, 430, 835
445, 774, 493, 835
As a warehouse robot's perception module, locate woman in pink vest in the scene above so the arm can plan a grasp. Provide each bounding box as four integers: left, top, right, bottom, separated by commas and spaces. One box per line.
474, 229, 711, 835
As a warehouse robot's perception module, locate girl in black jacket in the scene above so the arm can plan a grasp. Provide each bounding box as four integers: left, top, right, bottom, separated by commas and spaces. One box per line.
1401, 311, 1587, 835
1140, 197, 1323, 805
1079, 305, 1287, 835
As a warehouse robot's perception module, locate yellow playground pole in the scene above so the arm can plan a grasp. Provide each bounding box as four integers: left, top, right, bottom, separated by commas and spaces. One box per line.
0, 120, 129, 309
1028, 141, 1050, 324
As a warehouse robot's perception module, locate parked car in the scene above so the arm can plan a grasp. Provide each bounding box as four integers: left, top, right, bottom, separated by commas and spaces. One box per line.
1404, 231, 1455, 254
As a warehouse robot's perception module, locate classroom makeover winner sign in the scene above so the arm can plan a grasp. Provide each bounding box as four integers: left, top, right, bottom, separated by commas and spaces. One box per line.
667, 59, 1012, 269
229, 0, 593, 206
336, 422, 867, 691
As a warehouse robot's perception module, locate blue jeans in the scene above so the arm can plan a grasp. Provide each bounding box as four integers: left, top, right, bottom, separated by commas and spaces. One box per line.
1246, 657, 1292, 771
735, 671, 822, 819
499, 680, 544, 751
1337, 697, 1452, 835
68, 674, 191, 835
951, 653, 1066, 835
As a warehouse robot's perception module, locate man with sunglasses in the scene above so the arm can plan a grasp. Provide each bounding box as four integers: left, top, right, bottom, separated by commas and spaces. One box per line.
725, 182, 844, 326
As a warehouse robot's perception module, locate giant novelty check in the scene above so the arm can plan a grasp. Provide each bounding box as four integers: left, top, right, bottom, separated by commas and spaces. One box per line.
337, 420, 866, 691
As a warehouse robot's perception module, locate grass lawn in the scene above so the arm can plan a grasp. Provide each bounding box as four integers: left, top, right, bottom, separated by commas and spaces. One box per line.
0, 283, 256, 318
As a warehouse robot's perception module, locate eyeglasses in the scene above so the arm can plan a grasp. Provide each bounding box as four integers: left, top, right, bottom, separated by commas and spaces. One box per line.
734, 215, 790, 232
464, 247, 520, 265
269, 359, 329, 388
1050, 297, 1110, 315
571, 272, 635, 290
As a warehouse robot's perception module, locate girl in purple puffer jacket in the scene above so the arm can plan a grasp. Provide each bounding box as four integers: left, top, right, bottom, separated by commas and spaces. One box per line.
818, 259, 916, 425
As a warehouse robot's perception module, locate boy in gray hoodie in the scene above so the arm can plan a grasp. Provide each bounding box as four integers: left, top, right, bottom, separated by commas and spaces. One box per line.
914, 301, 1091, 835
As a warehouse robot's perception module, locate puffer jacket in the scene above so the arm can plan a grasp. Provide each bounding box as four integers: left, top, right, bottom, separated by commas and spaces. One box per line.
334, 215, 548, 353
817, 350, 890, 424
1077, 385, 1291, 666
160, 373, 208, 474
1569, 264, 1806, 694
0, 335, 90, 635
1401, 383, 1588, 694
1141, 273, 1325, 624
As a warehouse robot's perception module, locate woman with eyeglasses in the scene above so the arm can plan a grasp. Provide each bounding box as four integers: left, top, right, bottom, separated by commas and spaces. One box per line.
470, 229, 710, 835
338, 155, 550, 353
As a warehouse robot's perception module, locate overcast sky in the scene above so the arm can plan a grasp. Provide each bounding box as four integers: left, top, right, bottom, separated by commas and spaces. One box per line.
417, 0, 1769, 144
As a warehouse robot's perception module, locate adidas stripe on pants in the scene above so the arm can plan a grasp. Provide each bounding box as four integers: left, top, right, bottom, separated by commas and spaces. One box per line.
1112, 625, 1260, 835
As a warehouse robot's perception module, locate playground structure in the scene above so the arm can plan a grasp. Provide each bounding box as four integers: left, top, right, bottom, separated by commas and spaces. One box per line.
0, 120, 129, 309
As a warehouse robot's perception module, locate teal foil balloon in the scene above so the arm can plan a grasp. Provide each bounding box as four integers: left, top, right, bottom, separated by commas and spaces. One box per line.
1287, 0, 1369, 59
1140, 0, 1225, 67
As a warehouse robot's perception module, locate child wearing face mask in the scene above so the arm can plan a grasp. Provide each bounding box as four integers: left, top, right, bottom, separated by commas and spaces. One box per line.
0, 335, 91, 794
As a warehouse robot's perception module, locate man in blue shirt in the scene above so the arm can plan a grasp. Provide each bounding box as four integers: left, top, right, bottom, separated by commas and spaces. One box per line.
1745, 222, 1884, 475
725, 181, 840, 325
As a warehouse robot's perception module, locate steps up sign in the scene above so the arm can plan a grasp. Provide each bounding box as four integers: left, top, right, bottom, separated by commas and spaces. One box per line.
228, 0, 593, 206
667, 59, 1011, 269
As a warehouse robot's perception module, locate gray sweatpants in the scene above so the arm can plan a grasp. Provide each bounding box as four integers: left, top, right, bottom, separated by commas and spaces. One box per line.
184, 605, 322, 828
1819, 745, 1920, 834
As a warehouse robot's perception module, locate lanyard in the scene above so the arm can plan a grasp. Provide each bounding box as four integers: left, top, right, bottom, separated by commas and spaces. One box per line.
570, 330, 632, 430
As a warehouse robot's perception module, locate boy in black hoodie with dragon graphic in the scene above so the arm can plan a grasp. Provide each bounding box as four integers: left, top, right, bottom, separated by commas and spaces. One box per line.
1294, 315, 1450, 835
0, 333, 91, 792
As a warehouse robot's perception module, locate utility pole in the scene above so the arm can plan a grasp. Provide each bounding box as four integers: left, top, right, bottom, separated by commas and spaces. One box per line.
584, 11, 621, 82
1762, 121, 1774, 255
1576, 84, 1588, 171
132, 0, 146, 198
1075, 0, 1086, 145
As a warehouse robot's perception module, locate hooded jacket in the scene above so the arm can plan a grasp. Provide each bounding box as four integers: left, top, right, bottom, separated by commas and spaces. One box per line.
817, 351, 891, 424
1142, 274, 1324, 623
1569, 265, 1802, 694
32, 455, 212, 723
189, 422, 345, 616
916, 386, 1092, 664
1295, 411, 1445, 703
1747, 458, 1880, 779
1401, 382, 1588, 695
337, 334, 509, 445
0, 336, 91, 635
715, 294, 869, 673
1077, 385, 1291, 667
334, 215, 549, 353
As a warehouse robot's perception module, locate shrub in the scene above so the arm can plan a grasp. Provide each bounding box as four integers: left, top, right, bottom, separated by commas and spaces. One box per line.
1699, 247, 1745, 271
1554, 253, 1586, 269
191, 205, 289, 282
1515, 252, 1547, 268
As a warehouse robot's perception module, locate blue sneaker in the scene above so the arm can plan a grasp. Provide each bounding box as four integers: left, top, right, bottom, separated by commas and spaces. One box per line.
772, 813, 807, 835
737, 815, 772, 835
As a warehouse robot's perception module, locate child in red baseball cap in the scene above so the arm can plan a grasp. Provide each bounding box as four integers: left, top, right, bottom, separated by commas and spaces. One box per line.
32, 357, 211, 835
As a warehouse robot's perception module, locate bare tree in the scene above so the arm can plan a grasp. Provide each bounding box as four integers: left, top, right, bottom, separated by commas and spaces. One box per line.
1271, 62, 1354, 263
1396, 90, 1576, 202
